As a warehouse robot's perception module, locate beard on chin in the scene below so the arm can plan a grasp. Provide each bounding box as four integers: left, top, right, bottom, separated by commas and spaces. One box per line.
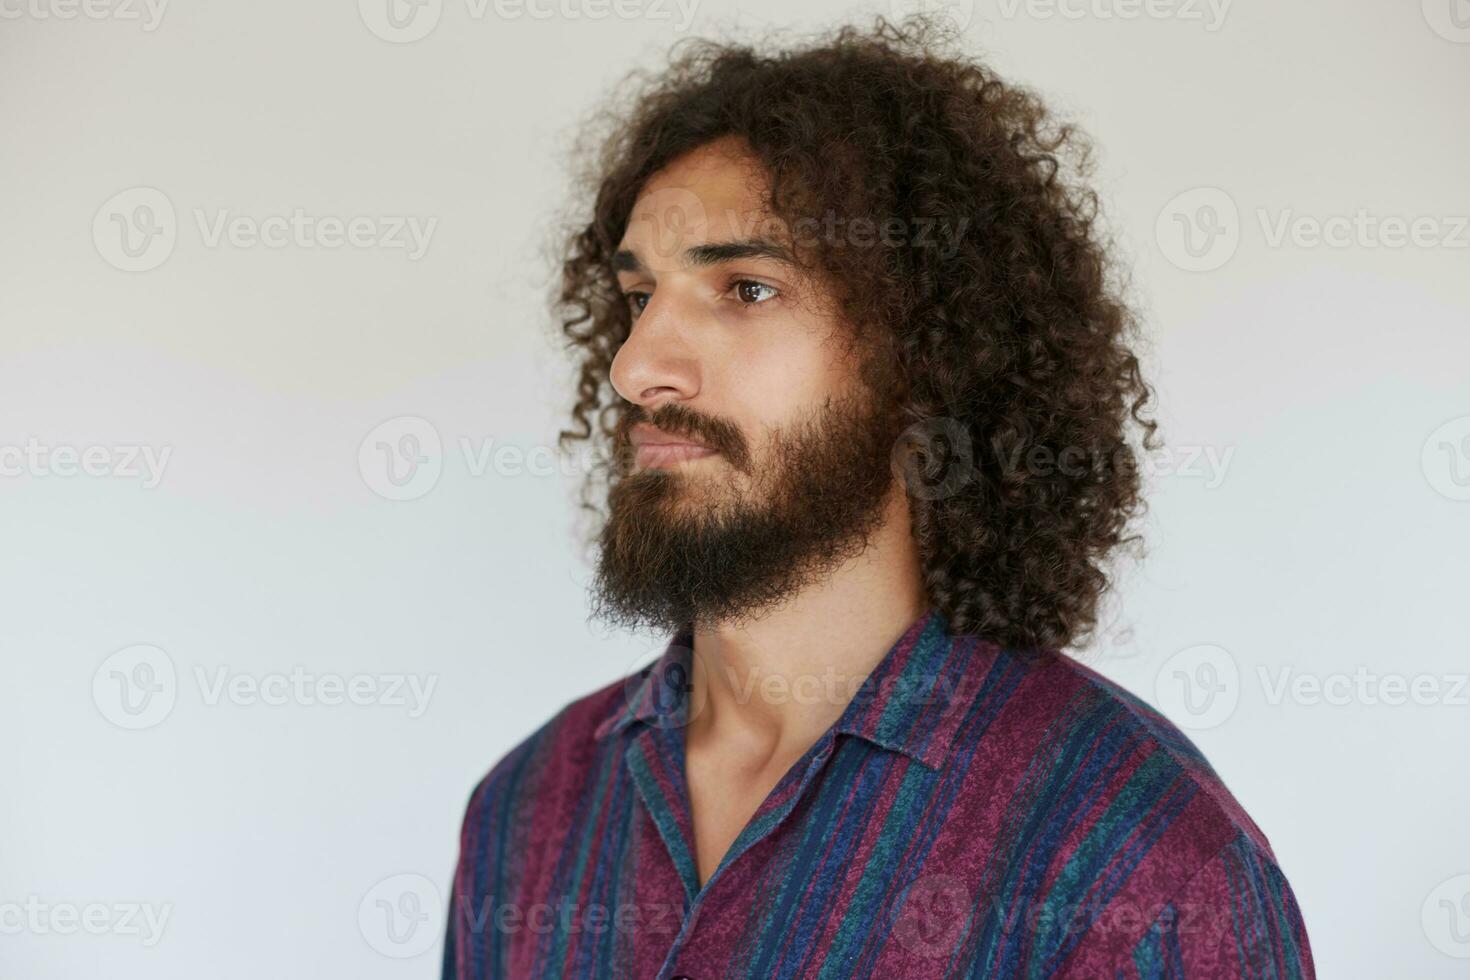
589, 385, 904, 635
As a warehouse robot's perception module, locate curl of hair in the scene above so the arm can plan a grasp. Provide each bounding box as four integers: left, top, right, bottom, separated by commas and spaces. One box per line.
553, 15, 1161, 652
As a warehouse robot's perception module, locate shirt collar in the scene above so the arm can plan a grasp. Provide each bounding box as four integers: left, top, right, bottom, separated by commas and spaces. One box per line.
592, 606, 996, 771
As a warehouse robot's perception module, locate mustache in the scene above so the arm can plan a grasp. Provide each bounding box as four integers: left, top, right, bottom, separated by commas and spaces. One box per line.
615, 403, 751, 473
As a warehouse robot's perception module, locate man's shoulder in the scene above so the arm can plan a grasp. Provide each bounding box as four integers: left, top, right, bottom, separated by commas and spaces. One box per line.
1000, 650, 1313, 974
458, 671, 631, 822
1031, 649, 1274, 854
987, 643, 1287, 887
964, 647, 1312, 974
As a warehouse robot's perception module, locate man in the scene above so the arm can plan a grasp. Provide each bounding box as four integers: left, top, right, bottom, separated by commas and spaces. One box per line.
443, 18, 1313, 979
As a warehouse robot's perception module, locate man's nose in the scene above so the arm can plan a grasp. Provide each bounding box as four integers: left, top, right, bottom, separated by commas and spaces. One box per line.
609, 287, 702, 408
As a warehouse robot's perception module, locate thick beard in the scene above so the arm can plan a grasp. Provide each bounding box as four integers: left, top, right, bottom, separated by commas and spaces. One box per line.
589, 385, 904, 636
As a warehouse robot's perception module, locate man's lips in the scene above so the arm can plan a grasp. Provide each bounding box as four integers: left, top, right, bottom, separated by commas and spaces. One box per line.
629, 423, 719, 469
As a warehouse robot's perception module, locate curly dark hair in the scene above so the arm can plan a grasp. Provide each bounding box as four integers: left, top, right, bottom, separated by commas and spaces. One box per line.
552, 16, 1160, 653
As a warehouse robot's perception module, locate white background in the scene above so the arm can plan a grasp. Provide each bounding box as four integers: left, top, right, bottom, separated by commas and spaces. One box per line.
1, 0, 1467, 976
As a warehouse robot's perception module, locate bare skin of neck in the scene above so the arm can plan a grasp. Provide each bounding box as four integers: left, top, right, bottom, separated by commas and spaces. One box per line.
682, 482, 928, 887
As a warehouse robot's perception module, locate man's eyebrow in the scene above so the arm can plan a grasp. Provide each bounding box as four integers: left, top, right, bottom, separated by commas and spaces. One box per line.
612, 249, 643, 273
684, 237, 795, 267
611, 237, 795, 274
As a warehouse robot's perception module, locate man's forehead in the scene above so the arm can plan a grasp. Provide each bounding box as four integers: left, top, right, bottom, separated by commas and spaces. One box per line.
618, 138, 773, 258
642, 134, 766, 200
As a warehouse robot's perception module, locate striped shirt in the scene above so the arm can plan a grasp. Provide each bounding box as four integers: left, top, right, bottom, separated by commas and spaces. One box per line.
443, 607, 1313, 978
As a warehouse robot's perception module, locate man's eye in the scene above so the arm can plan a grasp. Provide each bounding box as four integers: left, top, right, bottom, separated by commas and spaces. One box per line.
625, 291, 651, 316
733, 280, 778, 304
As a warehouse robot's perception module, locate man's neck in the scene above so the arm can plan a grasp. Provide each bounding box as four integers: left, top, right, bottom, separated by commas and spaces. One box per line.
685, 486, 929, 766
